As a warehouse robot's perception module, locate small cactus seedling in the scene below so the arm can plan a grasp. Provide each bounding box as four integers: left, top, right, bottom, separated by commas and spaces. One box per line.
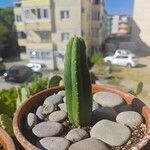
64, 37, 92, 127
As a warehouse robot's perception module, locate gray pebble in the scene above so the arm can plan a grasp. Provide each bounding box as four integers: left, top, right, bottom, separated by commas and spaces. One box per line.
58, 103, 67, 112
57, 90, 65, 97
36, 105, 44, 120
93, 92, 124, 107
27, 113, 37, 128
32, 122, 63, 138
49, 111, 67, 122
44, 94, 63, 105
39, 137, 70, 150
116, 111, 143, 128
90, 119, 131, 146
66, 128, 89, 143
43, 103, 55, 115
69, 138, 109, 150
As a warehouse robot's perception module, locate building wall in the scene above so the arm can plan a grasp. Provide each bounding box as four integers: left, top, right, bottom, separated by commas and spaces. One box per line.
14, 0, 106, 70
52, 0, 81, 52
132, 0, 150, 53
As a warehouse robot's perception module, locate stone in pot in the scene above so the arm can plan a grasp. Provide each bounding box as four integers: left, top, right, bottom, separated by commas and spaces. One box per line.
66, 128, 89, 143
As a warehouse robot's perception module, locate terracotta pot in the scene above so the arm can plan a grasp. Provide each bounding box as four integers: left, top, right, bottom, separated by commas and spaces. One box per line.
13, 85, 150, 150
0, 127, 15, 150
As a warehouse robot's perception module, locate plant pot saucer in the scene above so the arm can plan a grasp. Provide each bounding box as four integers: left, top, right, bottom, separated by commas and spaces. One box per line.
13, 84, 150, 150
0, 127, 15, 150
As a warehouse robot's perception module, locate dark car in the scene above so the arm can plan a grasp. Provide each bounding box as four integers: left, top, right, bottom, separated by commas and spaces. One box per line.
3, 65, 33, 83
0, 63, 6, 75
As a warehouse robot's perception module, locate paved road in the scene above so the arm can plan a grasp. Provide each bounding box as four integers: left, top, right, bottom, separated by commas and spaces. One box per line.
0, 76, 20, 90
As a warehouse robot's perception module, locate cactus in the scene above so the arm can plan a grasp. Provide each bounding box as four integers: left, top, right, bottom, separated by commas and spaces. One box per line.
64, 37, 92, 127
47, 75, 62, 88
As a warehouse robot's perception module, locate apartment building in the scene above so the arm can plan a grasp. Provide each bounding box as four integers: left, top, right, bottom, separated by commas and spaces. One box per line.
132, 0, 150, 53
14, 0, 106, 69
107, 15, 131, 37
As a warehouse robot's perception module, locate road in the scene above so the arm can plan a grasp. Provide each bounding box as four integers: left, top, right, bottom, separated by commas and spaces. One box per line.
0, 76, 20, 90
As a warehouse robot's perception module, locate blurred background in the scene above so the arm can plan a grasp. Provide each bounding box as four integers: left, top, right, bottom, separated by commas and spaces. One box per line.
0, 0, 150, 106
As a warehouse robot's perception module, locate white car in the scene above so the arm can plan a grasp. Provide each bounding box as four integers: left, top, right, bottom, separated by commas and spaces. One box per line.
104, 54, 139, 67
114, 49, 133, 57
27, 63, 47, 72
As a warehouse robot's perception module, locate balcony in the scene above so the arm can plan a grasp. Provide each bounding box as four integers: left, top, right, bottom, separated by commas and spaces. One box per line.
26, 31, 51, 44
24, 22, 52, 31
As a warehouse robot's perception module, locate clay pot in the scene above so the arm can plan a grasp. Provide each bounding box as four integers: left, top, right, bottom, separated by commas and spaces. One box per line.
0, 127, 15, 150
13, 85, 150, 150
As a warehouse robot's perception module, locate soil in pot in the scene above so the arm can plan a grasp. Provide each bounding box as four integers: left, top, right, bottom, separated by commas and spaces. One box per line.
21, 89, 148, 150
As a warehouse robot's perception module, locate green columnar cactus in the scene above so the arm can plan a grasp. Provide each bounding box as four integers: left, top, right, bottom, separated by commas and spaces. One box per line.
64, 37, 92, 127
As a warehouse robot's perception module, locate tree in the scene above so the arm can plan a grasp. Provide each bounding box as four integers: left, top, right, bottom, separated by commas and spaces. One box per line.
0, 8, 20, 60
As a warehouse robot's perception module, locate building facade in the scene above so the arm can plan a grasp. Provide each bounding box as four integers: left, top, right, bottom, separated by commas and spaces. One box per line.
132, 0, 150, 53
107, 15, 131, 37
14, 0, 106, 69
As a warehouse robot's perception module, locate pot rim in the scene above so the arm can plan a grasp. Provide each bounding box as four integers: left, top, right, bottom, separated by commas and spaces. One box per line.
0, 127, 16, 150
13, 84, 150, 150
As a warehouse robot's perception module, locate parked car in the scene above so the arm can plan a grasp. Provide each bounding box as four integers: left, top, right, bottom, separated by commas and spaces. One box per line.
114, 49, 133, 57
0, 63, 6, 75
27, 63, 47, 72
104, 54, 139, 68
3, 66, 33, 83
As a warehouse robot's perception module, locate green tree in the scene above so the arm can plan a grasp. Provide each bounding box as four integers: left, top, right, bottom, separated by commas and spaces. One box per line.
0, 8, 20, 60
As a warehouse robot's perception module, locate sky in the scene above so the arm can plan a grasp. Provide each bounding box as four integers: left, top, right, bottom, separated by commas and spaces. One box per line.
0, 0, 13, 7
0, 0, 134, 16
105, 0, 134, 16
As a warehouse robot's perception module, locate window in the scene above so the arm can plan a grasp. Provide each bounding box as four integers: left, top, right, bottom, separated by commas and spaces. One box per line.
20, 46, 26, 52
116, 56, 128, 59
17, 32, 26, 39
24, 8, 50, 21
15, 15, 22, 22
43, 9, 48, 18
82, 7, 85, 13
41, 52, 52, 60
92, 12, 100, 20
29, 51, 40, 60
61, 11, 69, 19
31, 9, 36, 16
37, 9, 41, 19
91, 29, 99, 38
61, 33, 70, 41
37, 31, 51, 43
93, 0, 100, 4
25, 9, 30, 20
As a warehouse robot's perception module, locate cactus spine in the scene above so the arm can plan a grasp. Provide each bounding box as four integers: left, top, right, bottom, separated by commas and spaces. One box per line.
64, 37, 92, 127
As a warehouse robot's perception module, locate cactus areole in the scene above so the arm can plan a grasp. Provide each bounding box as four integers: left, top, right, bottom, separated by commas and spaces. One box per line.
64, 37, 92, 127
